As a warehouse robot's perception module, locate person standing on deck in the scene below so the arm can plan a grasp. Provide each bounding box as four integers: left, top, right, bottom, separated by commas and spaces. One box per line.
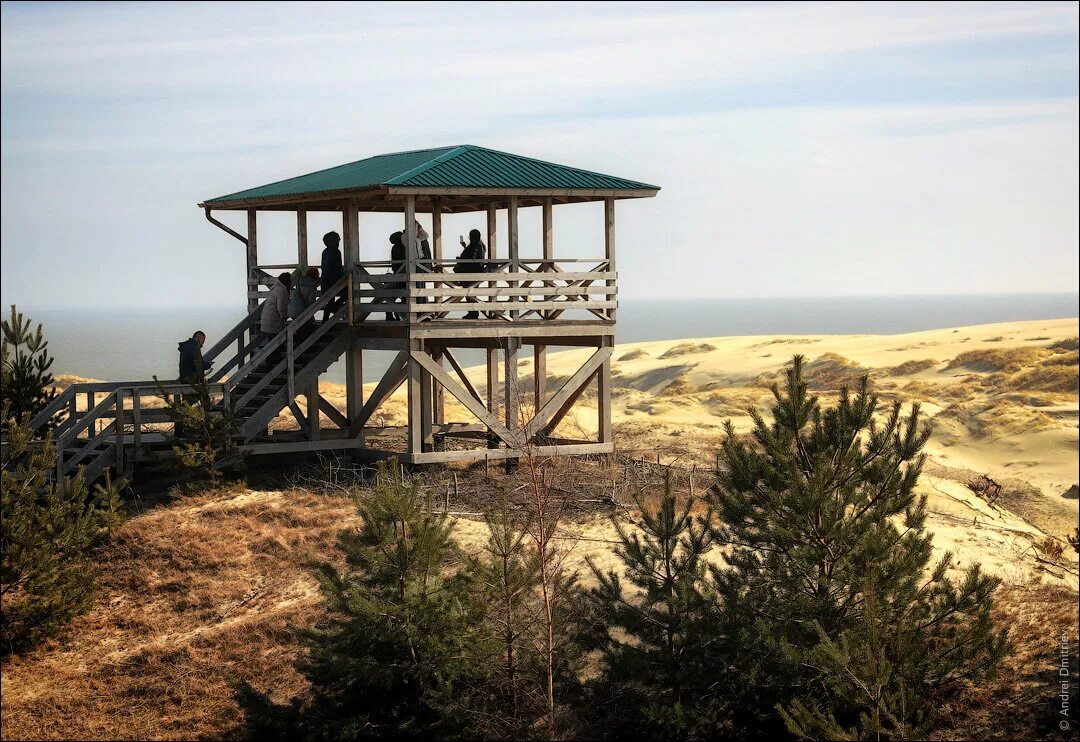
320, 231, 344, 319
387, 231, 407, 320
455, 229, 487, 320
405, 220, 432, 307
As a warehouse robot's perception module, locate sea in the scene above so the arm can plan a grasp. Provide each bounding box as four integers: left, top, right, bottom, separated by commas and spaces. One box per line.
15, 293, 1079, 385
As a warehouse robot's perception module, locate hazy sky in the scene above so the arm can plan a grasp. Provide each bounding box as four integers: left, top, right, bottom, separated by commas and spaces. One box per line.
2, 1, 1077, 308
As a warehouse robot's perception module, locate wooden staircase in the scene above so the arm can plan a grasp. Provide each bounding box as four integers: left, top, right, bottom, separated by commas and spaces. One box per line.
13, 276, 352, 483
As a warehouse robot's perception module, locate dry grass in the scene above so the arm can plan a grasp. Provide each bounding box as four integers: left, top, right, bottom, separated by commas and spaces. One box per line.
946, 347, 1049, 374
658, 342, 716, 359
886, 358, 940, 375
617, 348, 649, 362
0, 485, 357, 741
930, 583, 1078, 741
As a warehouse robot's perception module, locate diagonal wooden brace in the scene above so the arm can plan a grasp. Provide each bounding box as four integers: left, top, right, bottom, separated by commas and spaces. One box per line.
350, 350, 409, 432
410, 351, 519, 448
524, 346, 612, 441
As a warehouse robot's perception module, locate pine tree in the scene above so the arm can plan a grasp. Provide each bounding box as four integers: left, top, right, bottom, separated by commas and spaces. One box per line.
1, 404, 124, 653
1, 305, 57, 433
154, 376, 244, 481
584, 475, 727, 739
460, 501, 545, 738
710, 355, 1008, 738
238, 461, 480, 740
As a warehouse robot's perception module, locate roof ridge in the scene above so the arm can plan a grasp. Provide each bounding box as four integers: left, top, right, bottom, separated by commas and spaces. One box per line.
371, 144, 462, 160
384, 145, 472, 185
204, 146, 461, 202
459, 145, 656, 189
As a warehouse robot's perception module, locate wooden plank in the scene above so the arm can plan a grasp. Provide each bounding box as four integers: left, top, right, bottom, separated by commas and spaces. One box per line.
524, 346, 612, 441
411, 351, 518, 447
487, 204, 497, 261
409, 441, 613, 465
373, 270, 615, 283
402, 300, 617, 313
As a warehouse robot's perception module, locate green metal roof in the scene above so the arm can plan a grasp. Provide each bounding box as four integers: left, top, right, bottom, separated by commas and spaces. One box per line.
203, 145, 659, 204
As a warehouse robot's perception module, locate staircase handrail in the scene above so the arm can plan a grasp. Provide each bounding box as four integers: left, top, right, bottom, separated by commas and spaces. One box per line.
225, 274, 348, 393
203, 304, 262, 368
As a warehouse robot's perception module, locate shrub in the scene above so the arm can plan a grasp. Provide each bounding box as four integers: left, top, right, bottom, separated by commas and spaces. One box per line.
710, 355, 1008, 739
1, 406, 125, 653
1, 305, 57, 434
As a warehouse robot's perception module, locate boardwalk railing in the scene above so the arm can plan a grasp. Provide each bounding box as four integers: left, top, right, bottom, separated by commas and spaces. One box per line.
351, 258, 616, 323
21, 380, 226, 481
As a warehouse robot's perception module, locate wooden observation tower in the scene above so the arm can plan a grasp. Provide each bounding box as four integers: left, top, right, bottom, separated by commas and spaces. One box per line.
27, 146, 659, 477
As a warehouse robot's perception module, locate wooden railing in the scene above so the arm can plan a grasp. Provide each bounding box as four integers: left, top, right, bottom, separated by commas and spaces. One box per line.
22, 380, 226, 481
350, 258, 616, 323
225, 274, 349, 409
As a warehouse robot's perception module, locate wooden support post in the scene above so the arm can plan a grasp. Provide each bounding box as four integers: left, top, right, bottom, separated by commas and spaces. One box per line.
405, 195, 416, 322
504, 339, 519, 432
247, 209, 258, 312
508, 195, 519, 320
408, 344, 424, 456
534, 343, 547, 414
598, 338, 613, 445
542, 197, 554, 317
114, 390, 125, 473
307, 380, 320, 441
297, 208, 308, 270
486, 204, 497, 260
486, 203, 498, 317
420, 355, 433, 450
486, 347, 499, 449
346, 344, 363, 443
342, 200, 359, 269
504, 339, 520, 472
432, 348, 445, 426
131, 391, 141, 463
542, 197, 553, 260
432, 200, 443, 263
604, 197, 616, 321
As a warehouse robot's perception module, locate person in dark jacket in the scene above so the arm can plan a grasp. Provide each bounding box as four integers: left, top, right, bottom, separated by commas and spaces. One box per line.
455, 229, 487, 319
178, 331, 211, 384
320, 231, 344, 320
387, 231, 406, 320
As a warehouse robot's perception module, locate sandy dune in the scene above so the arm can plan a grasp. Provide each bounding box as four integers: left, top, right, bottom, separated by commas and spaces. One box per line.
310, 318, 1079, 587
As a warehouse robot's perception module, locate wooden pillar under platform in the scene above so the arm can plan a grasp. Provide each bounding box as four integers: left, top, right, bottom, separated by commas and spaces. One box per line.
504, 339, 520, 473
486, 346, 499, 449
407, 341, 425, 457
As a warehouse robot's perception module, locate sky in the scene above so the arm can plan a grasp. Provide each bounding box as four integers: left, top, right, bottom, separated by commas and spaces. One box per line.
1, 1, 1078, 308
